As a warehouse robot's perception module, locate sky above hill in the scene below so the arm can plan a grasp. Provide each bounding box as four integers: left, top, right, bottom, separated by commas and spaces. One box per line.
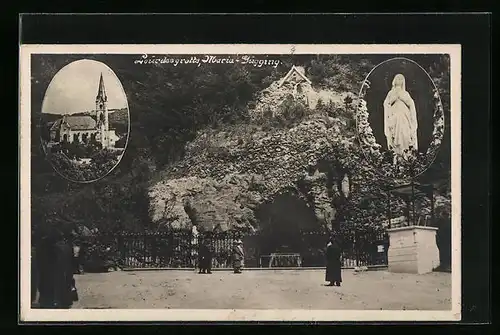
42, 59, 128, 115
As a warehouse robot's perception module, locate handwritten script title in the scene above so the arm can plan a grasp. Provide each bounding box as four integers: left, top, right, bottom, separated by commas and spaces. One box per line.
134, 54, 282, 68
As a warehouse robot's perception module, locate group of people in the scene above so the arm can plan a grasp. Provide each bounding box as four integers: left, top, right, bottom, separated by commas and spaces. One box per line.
197, 238, 245, 274
30, 229, 342, 309
31, 226, 80, 309
197, 234, 343, 287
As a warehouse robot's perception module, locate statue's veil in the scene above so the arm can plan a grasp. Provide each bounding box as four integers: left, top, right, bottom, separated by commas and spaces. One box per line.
392, 73, 406, 91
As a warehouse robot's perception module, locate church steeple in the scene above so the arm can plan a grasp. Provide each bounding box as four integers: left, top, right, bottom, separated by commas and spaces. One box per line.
96, 72, 107, 103
95, 72, 109, 148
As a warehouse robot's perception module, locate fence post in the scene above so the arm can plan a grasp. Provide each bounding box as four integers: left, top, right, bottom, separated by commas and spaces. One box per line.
355, 230, 359, 267
143, 232, 147, 268
117, 233, 124, 268
168, 231, 173, 267
152, 233, 157, 266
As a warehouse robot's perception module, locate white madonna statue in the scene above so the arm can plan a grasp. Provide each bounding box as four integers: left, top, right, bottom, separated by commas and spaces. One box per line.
383, 74, 419, 161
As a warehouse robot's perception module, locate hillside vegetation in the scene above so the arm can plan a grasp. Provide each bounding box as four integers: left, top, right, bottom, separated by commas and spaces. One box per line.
30, 54, 451, 238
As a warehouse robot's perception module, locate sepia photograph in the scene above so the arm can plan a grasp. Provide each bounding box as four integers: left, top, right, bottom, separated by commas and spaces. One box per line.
20, 45, 461, 322
39, 59, 130, 183
357, 57, 446, 180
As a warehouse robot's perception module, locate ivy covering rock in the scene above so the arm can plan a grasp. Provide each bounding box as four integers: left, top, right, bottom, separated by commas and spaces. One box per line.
150, 99, 450, 234
149, 99, 387, 232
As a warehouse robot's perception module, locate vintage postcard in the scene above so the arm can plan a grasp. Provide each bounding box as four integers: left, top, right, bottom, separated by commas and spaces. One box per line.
19, 44, 461, 322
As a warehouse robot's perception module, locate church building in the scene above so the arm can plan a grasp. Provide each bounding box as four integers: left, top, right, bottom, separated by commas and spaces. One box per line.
49, 73, 119, 148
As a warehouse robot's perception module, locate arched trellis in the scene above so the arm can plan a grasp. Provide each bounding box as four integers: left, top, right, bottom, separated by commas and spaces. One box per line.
385, 181, 435, 228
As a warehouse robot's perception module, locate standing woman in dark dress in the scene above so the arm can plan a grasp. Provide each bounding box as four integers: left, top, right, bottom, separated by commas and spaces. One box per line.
36, 229, 59, 308
198, 238, 213, 274
325, 235, 342, 287
37, 227, 78, 309
53, 227, 78, 308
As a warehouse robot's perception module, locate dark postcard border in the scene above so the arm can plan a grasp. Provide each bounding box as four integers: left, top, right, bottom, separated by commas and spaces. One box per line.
18, 14, 491, 325
20, 13, 490, 45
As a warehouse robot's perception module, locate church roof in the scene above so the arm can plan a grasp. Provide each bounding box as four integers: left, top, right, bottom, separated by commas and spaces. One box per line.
96, 73, 107, 102
50, 119, 62, 131
278, 66, 312, 87
62, 115, 97, 130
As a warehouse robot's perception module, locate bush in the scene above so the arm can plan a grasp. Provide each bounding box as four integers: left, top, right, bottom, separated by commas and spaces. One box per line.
82, 238, 121, 272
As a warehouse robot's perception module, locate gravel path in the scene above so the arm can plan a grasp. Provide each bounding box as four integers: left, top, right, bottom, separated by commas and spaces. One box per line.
72, 269, 451, 310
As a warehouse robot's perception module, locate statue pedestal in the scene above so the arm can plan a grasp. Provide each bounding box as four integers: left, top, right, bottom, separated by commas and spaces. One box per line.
387, 226, 440, 274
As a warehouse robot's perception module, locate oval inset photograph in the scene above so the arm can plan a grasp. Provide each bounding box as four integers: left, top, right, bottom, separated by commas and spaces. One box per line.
356, 57, 445, 180
40, 59, 130, 183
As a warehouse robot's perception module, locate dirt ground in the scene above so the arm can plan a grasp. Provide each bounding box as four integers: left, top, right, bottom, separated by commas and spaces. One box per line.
71, 269, 451, 310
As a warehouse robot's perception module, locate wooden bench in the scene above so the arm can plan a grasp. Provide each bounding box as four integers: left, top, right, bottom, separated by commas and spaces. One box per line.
260, 253, 302, 268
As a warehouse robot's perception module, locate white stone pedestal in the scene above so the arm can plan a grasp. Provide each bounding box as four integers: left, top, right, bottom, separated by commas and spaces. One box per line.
387, 226, 440, 274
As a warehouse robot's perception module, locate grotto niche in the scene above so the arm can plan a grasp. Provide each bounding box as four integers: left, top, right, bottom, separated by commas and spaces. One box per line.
254, 188, 327, 266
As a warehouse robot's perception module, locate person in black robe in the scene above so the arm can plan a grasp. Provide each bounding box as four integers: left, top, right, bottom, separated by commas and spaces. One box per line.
325, 235, 342, 287
198, 239, 213, 274
36, 229, 58, 308
53, 233, 76, 308
37, 227, 78, 308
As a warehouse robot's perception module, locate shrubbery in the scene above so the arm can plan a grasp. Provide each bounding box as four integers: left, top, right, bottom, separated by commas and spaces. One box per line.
48, 145, 122, 182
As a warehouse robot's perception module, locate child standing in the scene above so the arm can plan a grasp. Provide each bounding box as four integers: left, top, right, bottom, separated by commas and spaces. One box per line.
232, 239, 244, 274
